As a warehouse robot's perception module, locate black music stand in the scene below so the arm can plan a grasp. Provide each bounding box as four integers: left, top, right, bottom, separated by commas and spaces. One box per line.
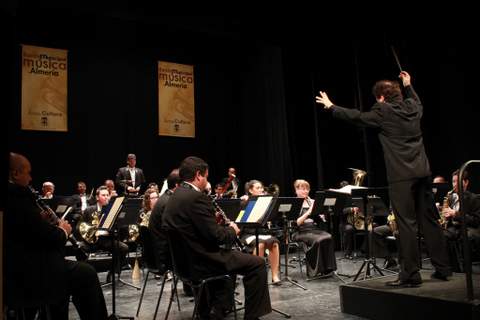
269, 197, 306, 290
349, 188, 396, 281
311, 191, 351, 282
98, 196, 135, 320
235, 196, 291, 318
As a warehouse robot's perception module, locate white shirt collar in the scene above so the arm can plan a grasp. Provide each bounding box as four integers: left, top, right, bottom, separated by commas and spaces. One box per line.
184, 181, 201, 192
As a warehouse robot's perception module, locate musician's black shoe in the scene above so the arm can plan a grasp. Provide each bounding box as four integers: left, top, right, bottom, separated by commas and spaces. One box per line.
383, 258, 397, 269
386, 278, 422, 288
431, 271, 451, 281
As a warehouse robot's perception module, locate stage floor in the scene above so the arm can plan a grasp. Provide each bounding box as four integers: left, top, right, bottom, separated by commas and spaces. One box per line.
68, 252, 479, 319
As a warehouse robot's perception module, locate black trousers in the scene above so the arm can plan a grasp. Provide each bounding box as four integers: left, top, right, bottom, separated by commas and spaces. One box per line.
225, 250, 272, 320
389, 177, 450, 281
371, 224, 396, 259
21, 261, 108, 320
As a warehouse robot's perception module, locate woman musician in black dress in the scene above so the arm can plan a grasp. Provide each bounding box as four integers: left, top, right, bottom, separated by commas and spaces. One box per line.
239, 179, 281, 284
292, 179, 337, 278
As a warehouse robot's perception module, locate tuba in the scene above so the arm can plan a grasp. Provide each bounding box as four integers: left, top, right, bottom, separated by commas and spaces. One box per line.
350, 168, 367, 186
78, 211, 101, 244
347, 168, 371, 230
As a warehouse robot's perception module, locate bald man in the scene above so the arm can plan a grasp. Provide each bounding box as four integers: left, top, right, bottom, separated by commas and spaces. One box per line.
6, 152, 107, 320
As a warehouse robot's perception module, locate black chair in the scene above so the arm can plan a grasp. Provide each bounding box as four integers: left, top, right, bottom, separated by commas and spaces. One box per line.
166, 229, 238, 320
136, 226, 179, 320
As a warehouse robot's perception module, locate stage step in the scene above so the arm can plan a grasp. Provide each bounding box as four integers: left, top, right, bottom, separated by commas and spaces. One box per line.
340, 270, 480, 320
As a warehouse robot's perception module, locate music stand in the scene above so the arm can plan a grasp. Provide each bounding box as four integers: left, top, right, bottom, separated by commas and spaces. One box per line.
235, 196, 292, 318
98, 196, 135, 320
310, 191, 351, 282
269, 197, 306, 290
349, 188, 396, 281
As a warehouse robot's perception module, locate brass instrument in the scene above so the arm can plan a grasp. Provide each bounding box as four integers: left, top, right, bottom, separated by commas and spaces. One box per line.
439, 189, 454, 229
350, 168, 367, 186
78, 210, 101, 244
347, 168, 371, 230
128, 224, 140, 242
387, 211, 398, 235
139, 210, 151, 228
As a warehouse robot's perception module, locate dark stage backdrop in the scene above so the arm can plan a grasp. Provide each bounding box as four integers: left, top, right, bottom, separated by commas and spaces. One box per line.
7, 11, 480, 199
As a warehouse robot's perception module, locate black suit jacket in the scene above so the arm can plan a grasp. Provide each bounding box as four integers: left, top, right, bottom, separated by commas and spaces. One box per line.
115, 166, 146, 193
5, 183, 68, 307
331, 86, 431, 183
163, 185, 237, 279
450, 191, 480, 228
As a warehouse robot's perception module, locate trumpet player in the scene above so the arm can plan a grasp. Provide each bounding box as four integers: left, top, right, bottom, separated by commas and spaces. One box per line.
6, 152, 107, 320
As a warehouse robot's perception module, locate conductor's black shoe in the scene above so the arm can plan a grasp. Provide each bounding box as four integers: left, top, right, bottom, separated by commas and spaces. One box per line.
431, 271, 451, 281
386, 278, 422, 288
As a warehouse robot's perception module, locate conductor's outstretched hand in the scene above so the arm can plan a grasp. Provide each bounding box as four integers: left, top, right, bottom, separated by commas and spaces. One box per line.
315, 91, 333, 109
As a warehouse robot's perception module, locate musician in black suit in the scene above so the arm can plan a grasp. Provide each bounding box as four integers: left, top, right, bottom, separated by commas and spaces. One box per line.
115, 153, 145, 196
79, 186, 129, 273
163, 156, 271, 320
221, 167, 240, 198
6, 152, 107, 320
442, 169, 480, 271
316, 71, 451, 287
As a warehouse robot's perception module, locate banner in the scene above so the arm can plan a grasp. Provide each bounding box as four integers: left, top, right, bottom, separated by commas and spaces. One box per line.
158, 61, 195, 137
21, 44, 68, 131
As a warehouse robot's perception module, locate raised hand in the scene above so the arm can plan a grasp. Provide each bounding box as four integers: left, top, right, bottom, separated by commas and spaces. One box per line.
315, 91, 333, 109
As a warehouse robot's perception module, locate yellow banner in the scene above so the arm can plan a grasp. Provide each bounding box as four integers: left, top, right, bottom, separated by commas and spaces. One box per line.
21, 45, 68, 131
158, 61, 195, 137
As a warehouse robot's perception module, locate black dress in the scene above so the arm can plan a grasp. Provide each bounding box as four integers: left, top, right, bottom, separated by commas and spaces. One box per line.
292, 208, 337, 277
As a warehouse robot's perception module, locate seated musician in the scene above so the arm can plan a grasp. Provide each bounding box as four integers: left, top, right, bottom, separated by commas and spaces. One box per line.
442, 169, 480, 272
292, 179, 337, 277
78, 186, 129, 275
240, 179, 281, 284
6, 152, 107, 320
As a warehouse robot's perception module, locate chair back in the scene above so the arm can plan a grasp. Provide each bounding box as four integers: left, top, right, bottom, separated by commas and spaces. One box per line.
139, 226, 158, 271
166, 228, 200, 283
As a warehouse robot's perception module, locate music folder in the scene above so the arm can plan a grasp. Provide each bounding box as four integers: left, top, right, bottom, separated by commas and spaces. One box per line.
99, 196, 125, 230
235, 195, 275, 225
216, 198, 242, 222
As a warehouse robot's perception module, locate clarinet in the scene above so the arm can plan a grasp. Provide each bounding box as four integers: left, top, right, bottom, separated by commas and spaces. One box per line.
212, 198, 245, 251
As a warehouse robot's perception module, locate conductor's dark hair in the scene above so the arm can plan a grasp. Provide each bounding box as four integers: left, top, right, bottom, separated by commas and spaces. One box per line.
372, 80, 403, 102
179, 156, 209, 182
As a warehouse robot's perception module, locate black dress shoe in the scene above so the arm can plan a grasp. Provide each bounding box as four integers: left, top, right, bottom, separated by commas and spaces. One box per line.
386, 278, 422, 288
383, 258, 397, 269
431, 271, 451, 281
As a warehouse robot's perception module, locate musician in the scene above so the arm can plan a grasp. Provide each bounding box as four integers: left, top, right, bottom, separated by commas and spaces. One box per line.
213, 182, 225, 199
221, 167, 240, 198
71, 181, 95, 214
6, 152, 107, 320
240, 179, 281, 284
104, 179, 118, 198
115, 153, 145, 196
293, 179, 337, 277
140, 187, 159, 222
316, 71, 451, 287
163, 157, 272, 320
149, 169, 180, 273
442, 169, 480, 271
41, 181, 55, 199
80, 186, 129, 274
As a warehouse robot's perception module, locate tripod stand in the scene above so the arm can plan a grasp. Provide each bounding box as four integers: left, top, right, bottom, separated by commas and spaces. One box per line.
351, 189, 397, 281
105, 229, 135, 320
280, 212, 307, 290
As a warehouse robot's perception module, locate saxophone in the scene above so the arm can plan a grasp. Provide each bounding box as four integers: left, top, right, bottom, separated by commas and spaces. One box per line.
438, 190, 453, 229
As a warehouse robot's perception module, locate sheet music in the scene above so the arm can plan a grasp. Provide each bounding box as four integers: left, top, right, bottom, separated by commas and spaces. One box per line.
328, 185, 367, 195
236, 196, 273, 223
